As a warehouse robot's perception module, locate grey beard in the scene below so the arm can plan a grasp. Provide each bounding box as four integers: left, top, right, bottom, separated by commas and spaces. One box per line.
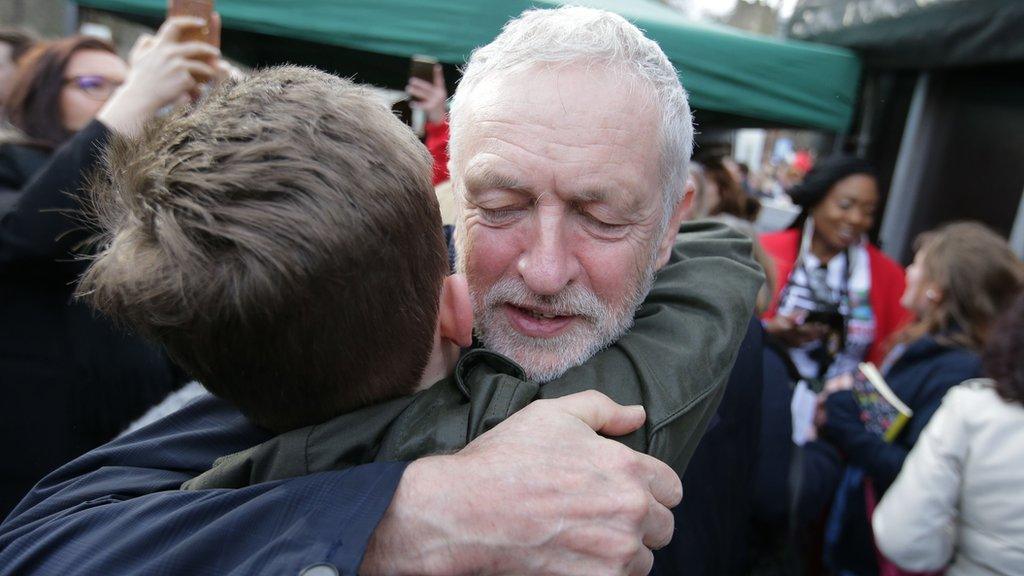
472, 262, 656, 382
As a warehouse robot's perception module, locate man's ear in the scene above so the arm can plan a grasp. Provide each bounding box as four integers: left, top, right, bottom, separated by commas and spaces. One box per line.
654, 189, 692, 269
679, 178, 696, 221
439, 274, 474, 348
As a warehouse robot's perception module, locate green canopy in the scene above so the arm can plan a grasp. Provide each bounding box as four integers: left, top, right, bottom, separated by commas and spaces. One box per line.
77, 0, 861, 131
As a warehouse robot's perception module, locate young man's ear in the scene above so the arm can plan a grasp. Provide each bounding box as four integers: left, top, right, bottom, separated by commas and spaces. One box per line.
654, 183, 694, 269
439, 274, 474, 348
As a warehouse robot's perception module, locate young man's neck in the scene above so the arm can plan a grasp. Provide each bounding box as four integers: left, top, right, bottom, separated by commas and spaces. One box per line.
416, 339, 462, 392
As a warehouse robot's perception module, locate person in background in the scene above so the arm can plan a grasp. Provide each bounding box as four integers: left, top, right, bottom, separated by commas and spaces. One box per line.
873, 292, 1024, 576
703, 155, 761, 223
1, 36, 125, 197
819, 222, 1024, 575
735, 160, 753, 196
406, 61, 450, 185
0, 28, 35, 114
761, 156, 909, 385
692, 156, 774, 314
0, 18, 225, 517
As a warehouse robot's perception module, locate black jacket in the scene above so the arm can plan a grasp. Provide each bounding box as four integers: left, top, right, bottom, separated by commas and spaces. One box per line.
652, 319, 764, 576
0, 121, 183, 518
0, 139, 50, 216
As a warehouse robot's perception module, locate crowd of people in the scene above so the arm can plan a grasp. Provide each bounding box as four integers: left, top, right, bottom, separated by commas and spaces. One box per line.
0, 6, 1022, 576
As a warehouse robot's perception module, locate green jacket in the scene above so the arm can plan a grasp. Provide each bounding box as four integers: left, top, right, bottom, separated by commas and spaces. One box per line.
184, 221, 764, 490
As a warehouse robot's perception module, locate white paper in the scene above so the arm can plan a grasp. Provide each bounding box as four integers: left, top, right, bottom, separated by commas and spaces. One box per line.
791, 380, 818, 446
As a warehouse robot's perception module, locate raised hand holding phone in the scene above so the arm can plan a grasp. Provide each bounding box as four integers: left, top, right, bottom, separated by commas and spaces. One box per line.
96, 17, 219, 136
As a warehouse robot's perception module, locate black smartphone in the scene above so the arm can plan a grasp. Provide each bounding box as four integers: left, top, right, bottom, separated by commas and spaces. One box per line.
408, 55, 437, 100
804, 309, 844, 330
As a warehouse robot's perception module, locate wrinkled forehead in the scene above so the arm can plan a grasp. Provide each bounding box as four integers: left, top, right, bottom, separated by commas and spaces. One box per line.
455, 63, 663, 204
457, 61, 659, 134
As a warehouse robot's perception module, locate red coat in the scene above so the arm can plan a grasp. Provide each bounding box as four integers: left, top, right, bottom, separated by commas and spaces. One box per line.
760, 228, 911, 365
425, 119, 449, 185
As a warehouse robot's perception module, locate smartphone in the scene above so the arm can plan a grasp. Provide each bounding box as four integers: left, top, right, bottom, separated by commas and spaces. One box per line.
409, 55, 438, 91
167, 0, 215, 44
804, 309, 844, 331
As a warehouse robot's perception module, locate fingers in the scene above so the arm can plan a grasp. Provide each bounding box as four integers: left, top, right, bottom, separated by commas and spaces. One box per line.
545, 390, 646, 436
129, 33, 156, 64
405, 79, 434, 100
180, 59, 217, 82
640, 495, 675, 549
156, 16, 208, 43
210, 12, 222, 48
641, 453, 682, 509
407, 77, 433, 91
432, 63, 445, 87
624, 547, 655, 576
214, 59, 244, 83
166, 41, 221, 61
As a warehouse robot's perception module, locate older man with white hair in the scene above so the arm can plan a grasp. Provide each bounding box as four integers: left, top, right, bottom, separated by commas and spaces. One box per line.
450, 7, 694, 383
0, 7, 759, 576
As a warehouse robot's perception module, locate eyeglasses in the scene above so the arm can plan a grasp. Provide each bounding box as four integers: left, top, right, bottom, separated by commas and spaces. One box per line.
63, 75, 123, 101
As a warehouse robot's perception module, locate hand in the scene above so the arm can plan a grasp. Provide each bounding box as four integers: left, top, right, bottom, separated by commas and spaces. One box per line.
813, 393, 828, 431
406, 63, 448, 123
361, 390, 681, 576
764, 313, 828, 347
823, 372, 853, 396
127, 32, 156, 66
97, 17, 219, 136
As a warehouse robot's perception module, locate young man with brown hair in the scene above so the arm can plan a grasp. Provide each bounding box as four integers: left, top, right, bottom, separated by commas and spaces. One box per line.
82, 64, 462, 434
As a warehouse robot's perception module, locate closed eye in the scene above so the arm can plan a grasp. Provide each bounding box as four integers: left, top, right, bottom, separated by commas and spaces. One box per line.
478, 206, 527, 226
581, 211, 629, 239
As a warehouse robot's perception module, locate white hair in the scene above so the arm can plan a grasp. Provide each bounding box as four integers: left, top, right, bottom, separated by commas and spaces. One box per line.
448, 6, 694, 222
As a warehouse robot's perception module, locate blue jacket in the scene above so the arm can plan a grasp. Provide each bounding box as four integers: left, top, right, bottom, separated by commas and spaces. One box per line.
821, 335, 981, 576
823, 335, 981, 486
0, 394, 406, 576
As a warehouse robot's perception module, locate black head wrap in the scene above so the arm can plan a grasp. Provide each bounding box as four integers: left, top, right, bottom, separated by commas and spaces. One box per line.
787, 155, 876, 228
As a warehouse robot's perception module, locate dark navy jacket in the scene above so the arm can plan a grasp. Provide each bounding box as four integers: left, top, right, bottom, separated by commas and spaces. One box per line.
821, 335, 982, 576
0, 394, 405, 576
652, 319, 764, 576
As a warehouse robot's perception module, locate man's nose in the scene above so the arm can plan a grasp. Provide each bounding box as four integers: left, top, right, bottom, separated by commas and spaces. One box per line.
517, 211, 580, 296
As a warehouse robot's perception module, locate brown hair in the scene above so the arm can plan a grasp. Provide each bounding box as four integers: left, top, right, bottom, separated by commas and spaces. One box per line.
898, 222, 1024, 351
983, 293, 1024, 405
79, 66, 448, 433
0, 28, 37, 63
703, 157, 758, 222
6, 35, 117, 148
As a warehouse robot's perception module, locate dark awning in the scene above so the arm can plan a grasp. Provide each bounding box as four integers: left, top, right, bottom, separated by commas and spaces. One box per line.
788, 0, 1024, 69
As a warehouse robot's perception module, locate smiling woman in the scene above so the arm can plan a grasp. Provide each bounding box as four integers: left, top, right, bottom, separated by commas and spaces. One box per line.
760, 155, 911, 382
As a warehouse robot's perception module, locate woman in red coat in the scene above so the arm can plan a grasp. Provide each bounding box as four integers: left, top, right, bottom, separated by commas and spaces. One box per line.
761, 156, 910, 383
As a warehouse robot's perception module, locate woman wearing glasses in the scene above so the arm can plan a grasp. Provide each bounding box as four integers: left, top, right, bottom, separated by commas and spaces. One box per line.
0, 18, 223, 517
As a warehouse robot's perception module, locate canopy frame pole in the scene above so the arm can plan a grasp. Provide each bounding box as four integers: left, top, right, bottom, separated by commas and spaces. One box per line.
879, 72, 932, 263
1010, 185, 1024, 259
